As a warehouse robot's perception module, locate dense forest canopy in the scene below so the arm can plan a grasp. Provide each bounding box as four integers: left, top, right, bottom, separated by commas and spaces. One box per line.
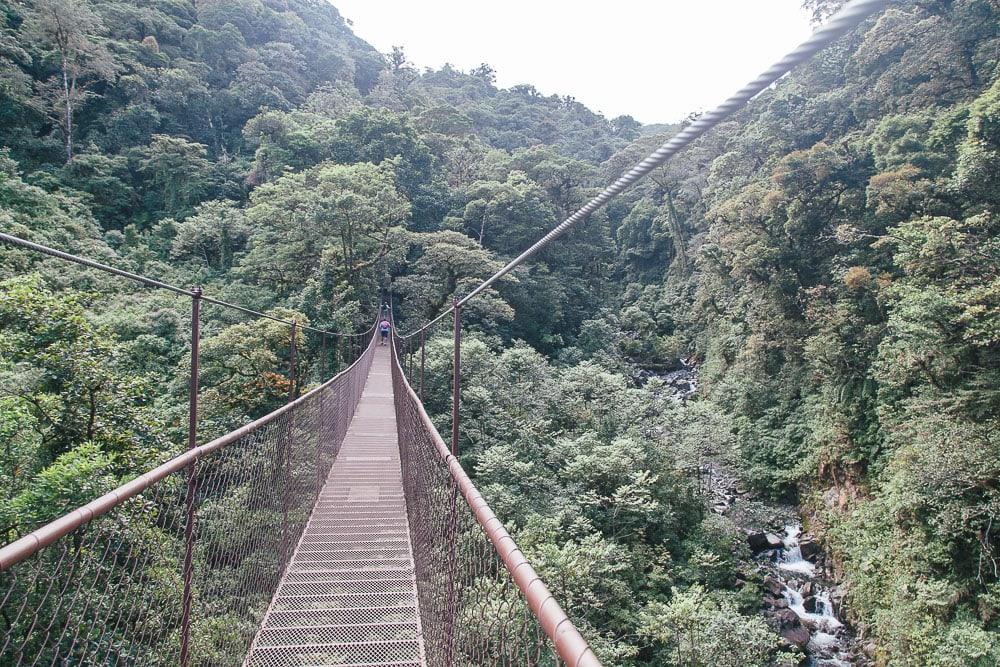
1, 0, 999, 664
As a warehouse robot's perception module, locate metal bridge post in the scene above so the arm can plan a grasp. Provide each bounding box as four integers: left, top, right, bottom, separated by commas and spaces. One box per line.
180, 286, 201, 667
290, 320, 299, 401
281, 321, 297, 572
445, 299, 462, 666
419, 328, 425, 401
321, 332, 327, 381
451, 298, 461, 457
318, 332, 327, 492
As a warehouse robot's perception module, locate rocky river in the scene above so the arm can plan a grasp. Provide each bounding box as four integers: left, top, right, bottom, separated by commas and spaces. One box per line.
702, 461, 865, 665
752, 524, 864, 666
650, 359, 865, 665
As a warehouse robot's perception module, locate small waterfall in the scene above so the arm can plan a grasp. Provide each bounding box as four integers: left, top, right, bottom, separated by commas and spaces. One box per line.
777, 525, 816, 576
770, 524, 857, 666
782, 586, 842, 633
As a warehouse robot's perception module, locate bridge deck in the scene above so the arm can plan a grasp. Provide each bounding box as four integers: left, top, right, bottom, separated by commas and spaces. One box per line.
246, 345, 426, 667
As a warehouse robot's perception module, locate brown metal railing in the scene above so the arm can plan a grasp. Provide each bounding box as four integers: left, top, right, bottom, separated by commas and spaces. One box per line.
390, 334, 601, 667
0, 331, 378, 666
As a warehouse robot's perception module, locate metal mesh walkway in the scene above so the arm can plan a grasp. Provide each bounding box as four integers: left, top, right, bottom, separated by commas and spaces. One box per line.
246, 345, 426, 667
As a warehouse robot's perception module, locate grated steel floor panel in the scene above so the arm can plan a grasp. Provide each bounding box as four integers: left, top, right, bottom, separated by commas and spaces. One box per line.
246, 346, 426, 666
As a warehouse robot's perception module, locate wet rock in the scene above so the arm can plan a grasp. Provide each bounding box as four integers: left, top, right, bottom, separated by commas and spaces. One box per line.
780, 625, 811, 649
799, 615, 821, 632
803, 595, 818, 613
749, 532, 784, 553
800, 581, 813, 597
763, 576, 786, 596
748, 532, 769, 552
774, 608, 800, 629
810, 632, 843, 659
830, 590, 845, 617
799, 537, 821, 561
764, 596, 789, 610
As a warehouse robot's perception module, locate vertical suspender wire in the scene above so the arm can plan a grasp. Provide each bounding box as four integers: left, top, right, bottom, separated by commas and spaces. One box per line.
318, 333, 327, 491
419, 328, 426, 402
280, 321, 298, 573
179, 286, 201, 667
321, 333, 327, 382
451, 299, 461, 458
290, 321, 299, 401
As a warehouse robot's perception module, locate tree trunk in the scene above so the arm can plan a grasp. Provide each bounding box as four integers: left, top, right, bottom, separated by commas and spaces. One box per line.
664, 190, 688, 272
61, 52, 73, 161
86, 387, 96, 441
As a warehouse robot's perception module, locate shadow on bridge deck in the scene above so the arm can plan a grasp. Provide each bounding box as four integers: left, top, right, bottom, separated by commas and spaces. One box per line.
246, 345, 426, 667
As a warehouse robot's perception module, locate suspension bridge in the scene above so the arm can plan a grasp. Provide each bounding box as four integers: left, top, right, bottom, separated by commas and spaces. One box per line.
0, 1, 888, 664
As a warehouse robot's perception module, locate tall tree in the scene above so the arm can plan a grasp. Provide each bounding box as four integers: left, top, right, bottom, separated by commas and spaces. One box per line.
23, 0, 118, 161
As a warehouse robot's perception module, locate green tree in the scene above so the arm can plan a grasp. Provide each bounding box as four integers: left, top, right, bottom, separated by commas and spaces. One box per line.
0, 276, 164, 467
196, 309, 308, 425
23, 0, 118, 161
238, 160, 409, 295
170, 200, 251, 271
390, 230, 512, 327
138, 134, 214, 219
638, 585, 777, 667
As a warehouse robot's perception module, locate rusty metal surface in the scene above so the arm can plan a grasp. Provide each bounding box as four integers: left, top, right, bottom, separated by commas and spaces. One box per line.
0, 324, 600, 666
246, 346, 426, 667
390, 335, 601, 667
0, 336, 377, 665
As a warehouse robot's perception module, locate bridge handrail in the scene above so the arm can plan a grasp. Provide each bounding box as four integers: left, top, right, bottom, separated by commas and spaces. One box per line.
390, 336, 601, 667
0, 327, 378, 572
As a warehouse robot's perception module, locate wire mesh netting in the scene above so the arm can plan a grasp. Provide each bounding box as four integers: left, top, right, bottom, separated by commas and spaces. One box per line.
0, 335, 376, 666
389, 337, 569, 667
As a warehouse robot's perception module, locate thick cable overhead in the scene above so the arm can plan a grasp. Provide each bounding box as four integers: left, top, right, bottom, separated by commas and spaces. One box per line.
399, 0, 890, 338
0, 231, 373, 337
1, 230, 195, 296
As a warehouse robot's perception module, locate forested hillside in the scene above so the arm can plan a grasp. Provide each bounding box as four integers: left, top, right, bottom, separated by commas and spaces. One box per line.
1, 0, 998, 664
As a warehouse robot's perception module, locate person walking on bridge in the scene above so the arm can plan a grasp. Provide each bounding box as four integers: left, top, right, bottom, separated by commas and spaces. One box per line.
379, 317, 391, 345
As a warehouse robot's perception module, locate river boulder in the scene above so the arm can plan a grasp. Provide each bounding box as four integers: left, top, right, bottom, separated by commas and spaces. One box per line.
763, 575, 786, 596
799, 536, 822, 561
748, 531, 784, 553
774, 608, 800, 629
764, 596, 789, 610
780, 625, 811, 649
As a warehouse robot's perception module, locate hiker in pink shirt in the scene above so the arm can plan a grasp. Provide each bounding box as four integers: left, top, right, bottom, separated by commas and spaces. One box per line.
379, 319, 390, 345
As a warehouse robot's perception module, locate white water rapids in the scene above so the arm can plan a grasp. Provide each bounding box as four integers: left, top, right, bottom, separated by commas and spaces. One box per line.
774, 524, 854, 666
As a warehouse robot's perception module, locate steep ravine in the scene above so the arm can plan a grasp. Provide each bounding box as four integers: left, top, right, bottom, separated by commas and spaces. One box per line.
707, 467, 867, 666
646, 360, 865, 665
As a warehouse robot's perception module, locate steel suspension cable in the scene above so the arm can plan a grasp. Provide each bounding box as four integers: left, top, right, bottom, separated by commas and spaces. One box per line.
0, 231, 374, 337
398, 0, 890, 339
0, 230, 194, 296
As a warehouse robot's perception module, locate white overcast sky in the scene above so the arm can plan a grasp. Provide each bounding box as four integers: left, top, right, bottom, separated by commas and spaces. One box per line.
330, 1, 815, 125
